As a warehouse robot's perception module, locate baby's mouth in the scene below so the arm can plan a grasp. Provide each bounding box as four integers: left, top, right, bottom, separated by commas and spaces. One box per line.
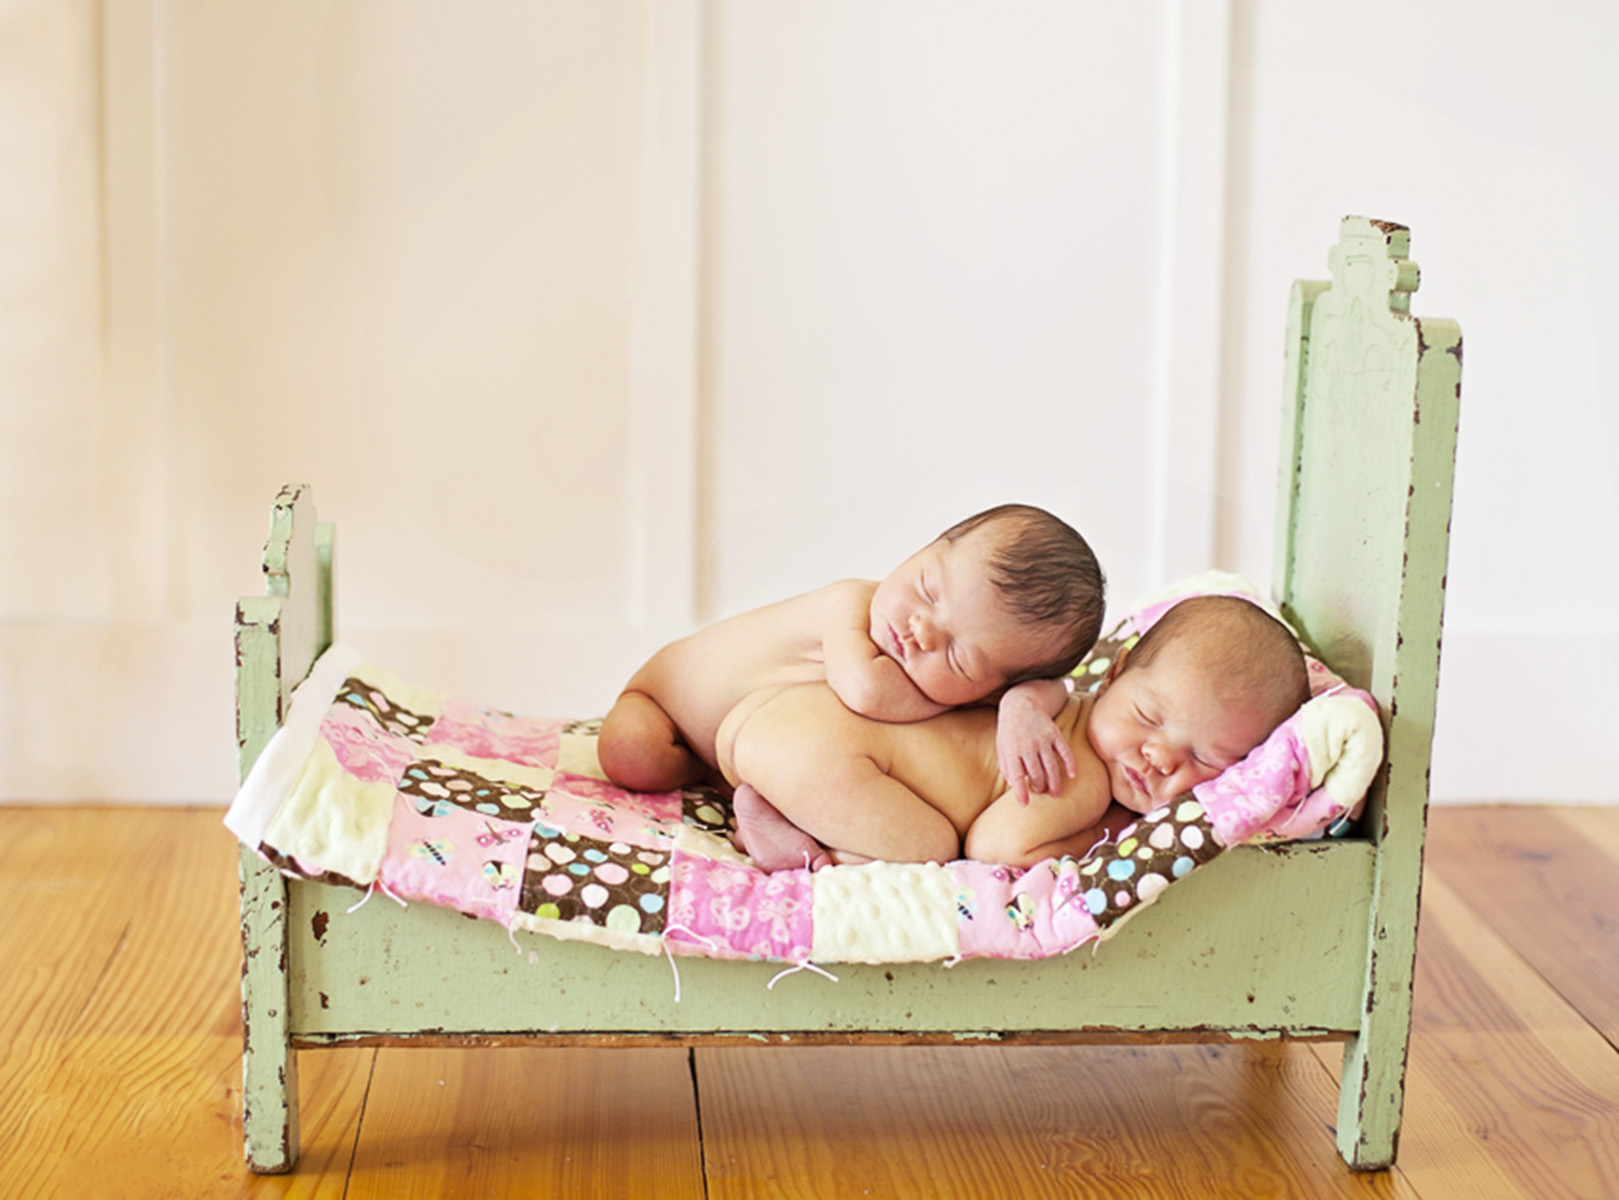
886, 623, 908, 661
1124, 766, 1149, 798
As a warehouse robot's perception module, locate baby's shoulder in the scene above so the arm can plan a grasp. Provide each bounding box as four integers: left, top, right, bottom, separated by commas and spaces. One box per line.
810, 577, 877, 608
1059, 738, 1115, 816
812, 577, 879, 628
735, 578, 873, 622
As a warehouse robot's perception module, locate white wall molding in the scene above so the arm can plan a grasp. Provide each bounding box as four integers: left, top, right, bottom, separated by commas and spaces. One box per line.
101, 0, 171, 624
1146, 0, 1232, 587
626, 0, 702, 640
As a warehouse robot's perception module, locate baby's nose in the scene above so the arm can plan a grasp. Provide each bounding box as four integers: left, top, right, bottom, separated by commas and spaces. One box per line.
1143, 741, 1175, 774
908, 611, 938, 652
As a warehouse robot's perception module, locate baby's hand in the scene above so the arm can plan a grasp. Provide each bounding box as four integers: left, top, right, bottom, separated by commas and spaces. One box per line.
996, 679, 1076, 806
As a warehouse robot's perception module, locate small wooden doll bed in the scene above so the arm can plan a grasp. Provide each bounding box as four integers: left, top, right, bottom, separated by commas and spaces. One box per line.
233, 215, 1461, 1172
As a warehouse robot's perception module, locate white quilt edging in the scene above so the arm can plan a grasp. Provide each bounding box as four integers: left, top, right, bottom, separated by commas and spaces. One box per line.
225, 643, 366, 849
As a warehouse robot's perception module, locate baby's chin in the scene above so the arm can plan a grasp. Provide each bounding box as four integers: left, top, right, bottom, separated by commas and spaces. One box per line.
1111, 782, 1156, 815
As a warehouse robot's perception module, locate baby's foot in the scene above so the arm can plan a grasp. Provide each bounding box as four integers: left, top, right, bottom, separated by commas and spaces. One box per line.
732, 783, 832, 873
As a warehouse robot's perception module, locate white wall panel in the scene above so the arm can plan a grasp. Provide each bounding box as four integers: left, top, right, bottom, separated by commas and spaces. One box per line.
3, 0, 701, 799
161, 1, 658, 628
0, 0, 109, 620
1221, 0, 1619, 802
4, 0, 1614, 802
700, 1, 1208, 618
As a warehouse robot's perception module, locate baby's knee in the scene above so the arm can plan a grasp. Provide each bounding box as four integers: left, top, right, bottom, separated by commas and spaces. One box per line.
911, 812, 963, 866
598, 697, 696, 792
962, 823, 1031, 869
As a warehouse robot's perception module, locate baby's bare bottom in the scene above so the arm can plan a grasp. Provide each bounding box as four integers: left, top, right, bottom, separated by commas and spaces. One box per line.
598, 691, 710, 793
726, 685, 964, 869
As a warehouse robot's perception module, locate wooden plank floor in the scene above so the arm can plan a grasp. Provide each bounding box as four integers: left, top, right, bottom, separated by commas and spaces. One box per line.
2, 806, 1617, 1198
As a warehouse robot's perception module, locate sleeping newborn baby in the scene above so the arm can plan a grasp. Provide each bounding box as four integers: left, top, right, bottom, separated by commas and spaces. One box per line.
597, 504, 1105, 803
721, 595, 1310, 871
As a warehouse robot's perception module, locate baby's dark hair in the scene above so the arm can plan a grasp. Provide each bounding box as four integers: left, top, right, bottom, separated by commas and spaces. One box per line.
937, 503, 1106, 681
1125, 595, 1310, 726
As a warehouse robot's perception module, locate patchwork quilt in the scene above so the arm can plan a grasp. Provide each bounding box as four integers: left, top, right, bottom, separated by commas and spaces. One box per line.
226, 573, 1383, 966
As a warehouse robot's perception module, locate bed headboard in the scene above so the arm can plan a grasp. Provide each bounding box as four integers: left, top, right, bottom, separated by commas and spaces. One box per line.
235, 483, 334, 784
1271, 215, 1462, 839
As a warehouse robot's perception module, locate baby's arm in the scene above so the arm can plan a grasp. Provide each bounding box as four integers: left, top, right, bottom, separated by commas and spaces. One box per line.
963, 768, 1111, 868
819, 580, 950, 723
996, 678, 1075, 806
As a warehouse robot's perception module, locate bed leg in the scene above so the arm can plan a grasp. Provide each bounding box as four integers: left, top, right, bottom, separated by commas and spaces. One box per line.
1335, 875, 1420, 1170
1336, 1022, 1408, 1170
240, 845, 300, 1173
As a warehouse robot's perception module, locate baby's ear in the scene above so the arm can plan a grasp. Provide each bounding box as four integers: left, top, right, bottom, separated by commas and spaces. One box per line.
1100, 644, 1130, 686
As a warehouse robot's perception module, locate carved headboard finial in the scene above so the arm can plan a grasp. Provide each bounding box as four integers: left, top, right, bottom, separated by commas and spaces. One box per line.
1330, 215, 1421, 314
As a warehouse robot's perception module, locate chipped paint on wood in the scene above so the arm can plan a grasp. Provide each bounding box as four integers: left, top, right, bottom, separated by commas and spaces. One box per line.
287, 1026, 1352, 1052
237, 485, 329, 1173
1275, 217, 1458, 1170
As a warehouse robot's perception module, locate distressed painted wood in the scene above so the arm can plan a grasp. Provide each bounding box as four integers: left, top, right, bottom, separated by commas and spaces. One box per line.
236, 483, 333, 1173
284, 840, 1372, 1044
234, 218, 1460, 1172
1274, 216, 1461, 1168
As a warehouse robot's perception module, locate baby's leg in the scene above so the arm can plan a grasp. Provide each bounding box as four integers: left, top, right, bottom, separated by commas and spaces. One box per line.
725, 683, 963, 868
782, 757, 962, 868
732, 784, 833, 872
598, 691, 708, 792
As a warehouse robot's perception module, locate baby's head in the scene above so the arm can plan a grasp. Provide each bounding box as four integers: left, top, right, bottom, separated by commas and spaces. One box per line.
869, 504, 1105, 707
1086, 595, 1309, 813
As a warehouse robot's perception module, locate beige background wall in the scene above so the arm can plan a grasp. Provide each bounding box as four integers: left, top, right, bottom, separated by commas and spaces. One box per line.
2, 0, 1614, 803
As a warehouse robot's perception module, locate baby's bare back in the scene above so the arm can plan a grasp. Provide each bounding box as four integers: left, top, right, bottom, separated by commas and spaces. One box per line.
624, 580, 874, 770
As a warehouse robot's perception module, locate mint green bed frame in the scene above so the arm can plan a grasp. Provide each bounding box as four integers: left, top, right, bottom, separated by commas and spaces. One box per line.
236, 215, 1460, 1172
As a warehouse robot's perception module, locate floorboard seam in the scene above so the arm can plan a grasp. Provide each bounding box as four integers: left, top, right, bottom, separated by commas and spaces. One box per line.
342, 1048, 378, 1198
70, 918, 131, 1030
688, 1047, 711, 1200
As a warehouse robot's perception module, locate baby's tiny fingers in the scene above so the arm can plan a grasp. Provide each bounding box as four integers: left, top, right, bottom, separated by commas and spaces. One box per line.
1057, 740, 1078, 777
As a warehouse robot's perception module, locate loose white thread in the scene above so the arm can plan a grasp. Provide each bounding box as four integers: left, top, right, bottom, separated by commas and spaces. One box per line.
344, 877, 409, 915
663, 938, 684, 1003
664, 923, 720, 953
766, 960, 839, 990
1060, 931, 1103, 956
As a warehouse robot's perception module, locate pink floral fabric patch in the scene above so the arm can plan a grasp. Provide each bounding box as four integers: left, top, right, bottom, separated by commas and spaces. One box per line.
378, 796, 528, 924
951, 858, 1098, 959
540, 778, 684, 850
424, 699, 563, 768
318, 703, 417, 785
665, 849, 813, 961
